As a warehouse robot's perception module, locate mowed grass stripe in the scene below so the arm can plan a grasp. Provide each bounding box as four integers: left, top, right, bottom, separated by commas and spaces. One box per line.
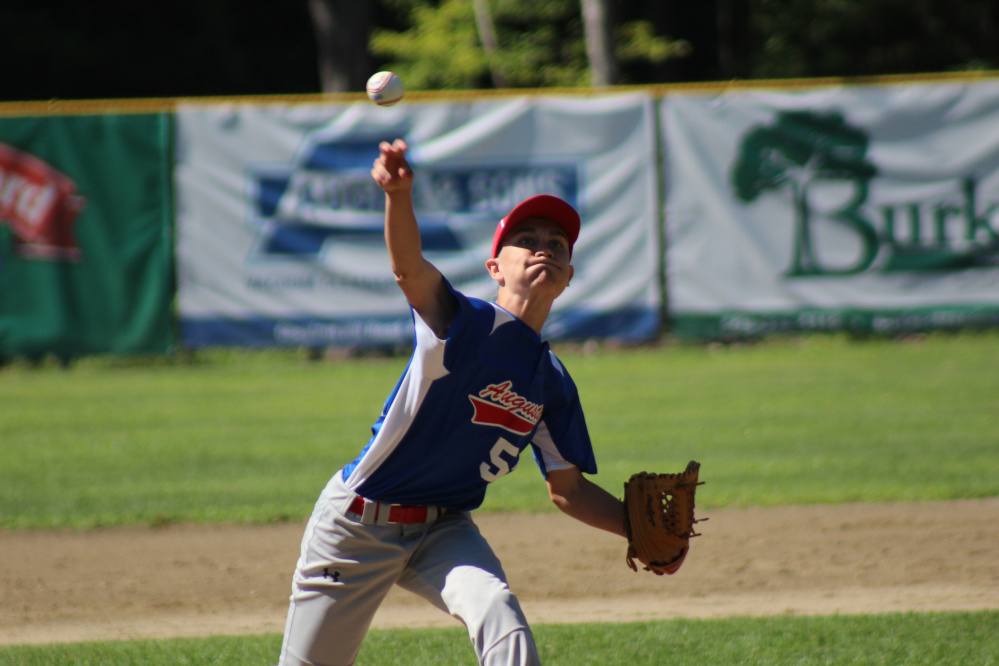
1, 333, 997, 528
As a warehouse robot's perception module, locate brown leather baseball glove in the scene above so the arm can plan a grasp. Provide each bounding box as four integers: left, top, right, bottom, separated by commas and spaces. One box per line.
623, 461, 704, 575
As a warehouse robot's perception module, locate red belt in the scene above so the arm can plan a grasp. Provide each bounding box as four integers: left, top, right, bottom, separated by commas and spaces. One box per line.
348, 496, 442, 525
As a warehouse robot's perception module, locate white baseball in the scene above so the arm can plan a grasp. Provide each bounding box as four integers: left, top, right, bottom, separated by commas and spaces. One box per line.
366, 71, 405, 107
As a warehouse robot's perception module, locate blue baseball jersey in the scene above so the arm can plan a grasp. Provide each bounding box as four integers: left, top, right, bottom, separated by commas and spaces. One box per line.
341, 281, 597, 511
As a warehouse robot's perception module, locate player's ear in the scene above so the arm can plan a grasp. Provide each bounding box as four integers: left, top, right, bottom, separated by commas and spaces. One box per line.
559, 265, 575, 293
485, 257, 504, 284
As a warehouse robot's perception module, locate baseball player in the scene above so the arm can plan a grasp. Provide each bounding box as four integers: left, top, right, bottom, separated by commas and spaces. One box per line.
277, 139, 626, 666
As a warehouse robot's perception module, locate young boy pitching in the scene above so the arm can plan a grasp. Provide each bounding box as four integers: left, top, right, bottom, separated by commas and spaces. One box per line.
277, 139, 625, 666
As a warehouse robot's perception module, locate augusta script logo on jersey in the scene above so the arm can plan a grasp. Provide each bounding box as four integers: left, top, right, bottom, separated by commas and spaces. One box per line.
0, 142, 85, 262
469, 381, 543, 436
731, 110, 999, 276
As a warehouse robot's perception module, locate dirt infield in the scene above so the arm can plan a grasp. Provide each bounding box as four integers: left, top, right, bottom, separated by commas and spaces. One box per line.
2, 499, 997, 646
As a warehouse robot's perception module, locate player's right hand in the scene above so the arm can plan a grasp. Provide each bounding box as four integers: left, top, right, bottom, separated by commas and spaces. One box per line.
371, 139, 413, 194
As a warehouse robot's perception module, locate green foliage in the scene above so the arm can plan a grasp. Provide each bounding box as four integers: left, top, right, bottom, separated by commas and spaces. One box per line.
616, 21, 690, 66
372, 0, 585, 89
5, 0, 999, 101
370, 0, 999, 90
372, 0, 489, 89
2, 611, 997, 665
750, 0, 999, 78
490, 0, 589, 88
371, 0, 686, 89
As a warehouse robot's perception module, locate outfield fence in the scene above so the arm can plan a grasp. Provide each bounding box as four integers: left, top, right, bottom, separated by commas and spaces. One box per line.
2, 71, 999, 357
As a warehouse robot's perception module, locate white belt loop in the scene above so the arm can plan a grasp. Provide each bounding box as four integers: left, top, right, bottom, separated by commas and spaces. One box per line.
373, 501, 392, 526
360, 498, 380, 524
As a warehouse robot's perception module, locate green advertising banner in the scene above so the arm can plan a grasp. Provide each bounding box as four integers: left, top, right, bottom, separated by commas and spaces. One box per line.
0, 114, 173, 357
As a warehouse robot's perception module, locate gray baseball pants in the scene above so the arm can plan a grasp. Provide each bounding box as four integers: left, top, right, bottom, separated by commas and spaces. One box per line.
277, 473, 540, 666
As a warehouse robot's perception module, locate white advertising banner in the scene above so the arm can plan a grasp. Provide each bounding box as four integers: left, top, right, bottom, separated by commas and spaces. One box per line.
664, 80, 999, 338
175, 94, 660, 347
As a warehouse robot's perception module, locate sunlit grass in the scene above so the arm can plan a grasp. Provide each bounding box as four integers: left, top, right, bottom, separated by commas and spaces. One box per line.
2, 332, 998, 528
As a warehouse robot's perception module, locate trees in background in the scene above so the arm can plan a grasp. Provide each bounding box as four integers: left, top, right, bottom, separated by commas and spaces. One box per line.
1, 0, 318, 100
308, 0, 373, 93
2, 0, 997, 101
364, 0, 999, 91
747, 0, 999, 79
369, 0, 681, 89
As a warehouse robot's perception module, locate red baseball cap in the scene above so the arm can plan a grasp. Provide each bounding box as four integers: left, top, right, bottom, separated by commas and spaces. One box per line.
491, 194, 580, 258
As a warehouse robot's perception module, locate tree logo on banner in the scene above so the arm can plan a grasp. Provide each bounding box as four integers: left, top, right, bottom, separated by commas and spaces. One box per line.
731, 110, 999, 276
731, 110, 878, 276
0, 142, 85, 264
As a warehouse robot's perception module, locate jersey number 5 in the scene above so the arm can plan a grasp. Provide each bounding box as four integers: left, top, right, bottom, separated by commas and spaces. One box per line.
480, 437, 520, 482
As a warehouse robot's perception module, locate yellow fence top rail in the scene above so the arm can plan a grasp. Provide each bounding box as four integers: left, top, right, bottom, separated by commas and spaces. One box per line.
2, 70, 998, 117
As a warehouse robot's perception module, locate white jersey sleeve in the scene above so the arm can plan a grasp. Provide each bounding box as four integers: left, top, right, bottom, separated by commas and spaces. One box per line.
530, 421, 576, 473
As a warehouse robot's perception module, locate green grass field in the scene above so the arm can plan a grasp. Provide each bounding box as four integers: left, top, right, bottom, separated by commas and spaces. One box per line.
1, 613, 997, 665
2, 332, 997, 664
2, 332, 997, 529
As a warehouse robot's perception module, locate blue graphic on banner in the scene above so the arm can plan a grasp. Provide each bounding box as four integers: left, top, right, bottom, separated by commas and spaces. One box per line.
178, 106, 662, 349
250, 138, 579, 262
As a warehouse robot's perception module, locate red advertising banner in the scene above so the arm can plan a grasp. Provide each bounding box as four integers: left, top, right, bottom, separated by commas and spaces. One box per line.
0, 142, 85, 260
